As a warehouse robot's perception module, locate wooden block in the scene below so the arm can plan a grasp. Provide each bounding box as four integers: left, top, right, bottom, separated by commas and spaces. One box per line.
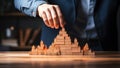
71, 48, 80, 52
80, 50, 84, 53
56, 36, 64, 40
44, 45, 48, 49
88, 49, 92, 53
71, 44, 79, 47
53, 45, 60, 49
65, 38, 71, 41
60, 49, 72, 52
59, 31, 63, 35
89, 52, 95, 55
60, 46, 71, 49
87, 52, 95, 56
71, 47, 80, 50
29, 52, 33, 55
59, 45, 71, 49
40, 41, 44, 45
65, 40, 71, 42
54, 44, 65, 47
59, 31, 67, 36
31, 45, 36, 51
62, 31, 67, 34
30, 50, 38, 55
60, 47, 71, 50
37, 46, 43, 50
37, 49, 43, 52
37, 48, 44, 50
83, 43, 89, 51
63, 44, 72, 46
43, 50, 47, 55
74, 42, 79, 45
29, 52, 35, 55
74, 38, 78, 43
61, 28, 65, 32
52, 49, 60, 55
60, 28, 66, 32
72, 52, 83, 55
46, 49, 54, 55
54, 39, 65, 42
55, 44, 70, 47
87, 50, 95, 55
73, 38, 79, 45
54, 41, 65, 45
59, 45, 70, 47
37, 51, 42, 54
40, 45, 45, 49
60, 47, 71, 52
83, 50, 91, 55
49, 44, 55, 48
83, 52, 89, 55
61, 52, 72, 55
64, 36, 70, 39
65, 41, 71, 45
63, 34, 68, 37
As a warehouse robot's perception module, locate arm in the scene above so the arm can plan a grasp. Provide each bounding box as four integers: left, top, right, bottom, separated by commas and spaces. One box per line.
14, 0, 47, 17
14, 0, 65, 29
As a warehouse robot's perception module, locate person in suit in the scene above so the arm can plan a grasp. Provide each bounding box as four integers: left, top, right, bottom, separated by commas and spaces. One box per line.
14, 0, 120, 51
117, 5, 120, 51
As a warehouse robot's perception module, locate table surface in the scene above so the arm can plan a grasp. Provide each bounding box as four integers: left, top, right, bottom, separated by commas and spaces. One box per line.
0, 51, 120, 68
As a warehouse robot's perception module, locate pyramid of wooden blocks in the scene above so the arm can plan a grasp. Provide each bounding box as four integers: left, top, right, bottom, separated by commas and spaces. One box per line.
29, 28, 95, 55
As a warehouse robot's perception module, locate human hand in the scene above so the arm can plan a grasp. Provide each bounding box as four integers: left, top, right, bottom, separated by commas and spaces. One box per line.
38, 4, 65, 29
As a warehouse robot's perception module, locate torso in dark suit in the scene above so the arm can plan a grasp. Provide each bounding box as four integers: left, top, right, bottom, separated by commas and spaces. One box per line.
14, 0, 120, 51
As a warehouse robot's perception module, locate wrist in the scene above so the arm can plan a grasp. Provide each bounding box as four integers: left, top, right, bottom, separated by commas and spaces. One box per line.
37, 4, 48, 17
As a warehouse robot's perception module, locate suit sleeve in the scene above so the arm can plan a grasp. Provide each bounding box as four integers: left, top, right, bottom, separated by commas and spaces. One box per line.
14, 0, 47, 17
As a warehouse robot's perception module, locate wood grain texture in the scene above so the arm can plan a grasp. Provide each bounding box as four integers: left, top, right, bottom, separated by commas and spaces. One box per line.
0, 51, 120, 63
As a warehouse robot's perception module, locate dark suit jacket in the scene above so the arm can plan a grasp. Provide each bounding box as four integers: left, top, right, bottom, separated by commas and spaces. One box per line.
14, 0, 120, 51
117, 5, 120, 51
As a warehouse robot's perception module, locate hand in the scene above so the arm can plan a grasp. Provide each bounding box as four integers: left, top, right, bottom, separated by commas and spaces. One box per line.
38, 4, 65, 29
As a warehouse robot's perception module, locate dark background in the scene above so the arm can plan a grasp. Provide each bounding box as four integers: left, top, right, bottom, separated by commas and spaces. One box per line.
0, 0, 120, 51
0, 0, 42, 51
117, 5, 120, 51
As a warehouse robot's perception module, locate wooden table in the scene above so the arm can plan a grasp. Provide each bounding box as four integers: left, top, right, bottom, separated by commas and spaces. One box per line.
0, 51, 120, 68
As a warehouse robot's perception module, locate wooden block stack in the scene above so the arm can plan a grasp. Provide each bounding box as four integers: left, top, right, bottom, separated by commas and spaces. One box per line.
83, 43, 95, 55
29, 28, 95, 56
29, 41, 48, 55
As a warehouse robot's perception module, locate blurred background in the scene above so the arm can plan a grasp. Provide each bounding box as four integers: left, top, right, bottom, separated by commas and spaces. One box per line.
0, 0, 120, 51
0, 0, 43, 51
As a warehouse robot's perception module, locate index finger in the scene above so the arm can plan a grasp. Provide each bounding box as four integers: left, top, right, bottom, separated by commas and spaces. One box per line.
54, 5, 65, 28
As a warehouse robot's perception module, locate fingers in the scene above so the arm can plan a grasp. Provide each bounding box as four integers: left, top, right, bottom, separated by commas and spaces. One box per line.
50, 6, 59, 29
45, 8, 54, 28
38, 4, 65, 29
42, 12, 50, 27
54, 5, 65, 28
